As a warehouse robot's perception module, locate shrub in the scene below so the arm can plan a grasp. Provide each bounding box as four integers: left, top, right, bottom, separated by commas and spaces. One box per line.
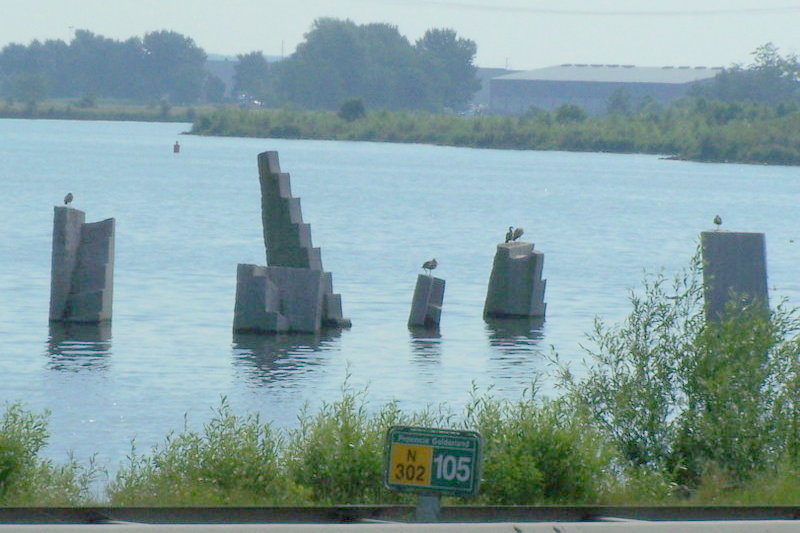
463, 387, 612, 504
0, 403, 96, 505
285, 383, 411, 504
108, 398, 303, 505
337, 99, 366, 122
557, 249, 800, 494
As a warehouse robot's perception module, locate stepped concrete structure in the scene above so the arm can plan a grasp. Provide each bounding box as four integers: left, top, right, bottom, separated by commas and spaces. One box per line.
49, 206, 115, 323
484, 241, 546, 318
701, 231, 769, 321
408, 274, 445, 329
234, 151, 350, 334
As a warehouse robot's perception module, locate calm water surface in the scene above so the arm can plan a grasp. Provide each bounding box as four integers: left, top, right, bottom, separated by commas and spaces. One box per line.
2, 118, 799, 474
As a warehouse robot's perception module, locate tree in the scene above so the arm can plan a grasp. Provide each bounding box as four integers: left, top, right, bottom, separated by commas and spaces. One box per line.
271, 18, 480, 112
12, 72, 48, 109
204, 73, 226, 103
415, 29, 479, 111
692, 43, 800, 105
338, 98, 366, 121
233, 52, 271, 102
607, 88, 632, 115
142, 31, 207, 103
555, 104, 588, 123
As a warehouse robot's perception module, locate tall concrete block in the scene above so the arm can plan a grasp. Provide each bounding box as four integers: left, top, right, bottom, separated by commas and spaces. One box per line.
484, 241, 547, 318
701, 231, 769, 321
49, 207, 115, 323
234, 151, 349, 333
408, 274, 445, 328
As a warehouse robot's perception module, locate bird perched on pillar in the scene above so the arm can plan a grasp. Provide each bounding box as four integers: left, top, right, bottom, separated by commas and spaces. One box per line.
63, 192, 73, 206
505, 226, 514, 243
511, 226, 524, 241
713, 214, 722, 229
421, 258, 437, 275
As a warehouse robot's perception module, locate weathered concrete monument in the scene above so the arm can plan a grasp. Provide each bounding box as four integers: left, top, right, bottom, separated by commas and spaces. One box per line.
49, 206, 115, 323
701, 230, 769, 321
408, 274, 445, 329
233, 151, 350, 334
484, 241, 547, 318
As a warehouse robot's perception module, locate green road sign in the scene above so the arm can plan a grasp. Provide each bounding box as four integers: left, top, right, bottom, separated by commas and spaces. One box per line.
383, 426, 483, 496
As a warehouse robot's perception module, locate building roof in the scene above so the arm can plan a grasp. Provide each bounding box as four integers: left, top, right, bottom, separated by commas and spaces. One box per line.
494, 64, 723, 84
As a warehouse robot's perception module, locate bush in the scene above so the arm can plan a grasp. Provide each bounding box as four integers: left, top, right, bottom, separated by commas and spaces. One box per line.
464, 388, 612, 504
557, 249, 800, 495
285, 383, 411, 504
0, 403, 96, 505
337, 99, 366, 122
108, 398, 304, 505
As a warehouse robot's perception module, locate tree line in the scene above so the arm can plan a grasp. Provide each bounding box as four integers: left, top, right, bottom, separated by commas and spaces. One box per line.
0, 19, 479, 112
232, 18, 479, 111
0, 30, 215, 105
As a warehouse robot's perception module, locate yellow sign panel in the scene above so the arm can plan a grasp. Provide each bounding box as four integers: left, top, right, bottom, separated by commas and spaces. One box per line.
388, 443, 432, 486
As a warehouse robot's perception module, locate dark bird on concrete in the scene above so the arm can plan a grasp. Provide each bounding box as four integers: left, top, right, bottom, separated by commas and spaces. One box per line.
63, 192, 73, 205
511, 226, 524, 241
713, 214, 722, 229
421, 258, 438, 275
505, 226, 514, 243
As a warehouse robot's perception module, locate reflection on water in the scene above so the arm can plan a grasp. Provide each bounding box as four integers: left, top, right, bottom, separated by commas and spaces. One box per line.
408, 328, 443, 361
485, 316, 545, 360
46, 322, 112, 371
484, 317, 546, 389
232, 331, 339, 386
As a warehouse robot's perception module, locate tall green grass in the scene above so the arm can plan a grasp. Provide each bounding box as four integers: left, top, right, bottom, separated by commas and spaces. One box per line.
188, 102, 800, 166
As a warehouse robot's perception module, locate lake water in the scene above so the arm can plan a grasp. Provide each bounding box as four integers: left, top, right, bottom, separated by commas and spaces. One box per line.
2, 118, 800, 477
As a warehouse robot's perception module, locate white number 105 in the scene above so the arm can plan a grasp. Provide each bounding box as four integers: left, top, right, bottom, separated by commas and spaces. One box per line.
432, 454, 471, 482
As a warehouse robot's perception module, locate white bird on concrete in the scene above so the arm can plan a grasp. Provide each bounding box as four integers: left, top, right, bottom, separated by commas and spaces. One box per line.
421, 258, 438, 275
713, 214, 722, 229
511, 226, 524, 241
63, 192, 73, 205
505, 226, 514, 243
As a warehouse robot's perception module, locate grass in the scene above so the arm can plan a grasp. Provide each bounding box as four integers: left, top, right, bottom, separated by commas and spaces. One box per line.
0, 99, 211, 123
186, 102, 800, 166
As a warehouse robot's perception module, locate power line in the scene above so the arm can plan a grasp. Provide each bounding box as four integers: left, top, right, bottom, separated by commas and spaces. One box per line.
393, 0, 800, 16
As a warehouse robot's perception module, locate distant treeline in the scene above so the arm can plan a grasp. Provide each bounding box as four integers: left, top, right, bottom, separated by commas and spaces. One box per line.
0, 19, 479, 112
0, 30, 214, 104
190, 98, 800, 166
233, 18, 479, 111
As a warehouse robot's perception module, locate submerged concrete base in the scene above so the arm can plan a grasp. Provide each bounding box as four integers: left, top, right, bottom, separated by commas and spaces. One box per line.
701, 230, 768, 321
233, 264, 350, 334
408, 274, 445, 329
49, 206, 115, 323
484, 241, 546, 318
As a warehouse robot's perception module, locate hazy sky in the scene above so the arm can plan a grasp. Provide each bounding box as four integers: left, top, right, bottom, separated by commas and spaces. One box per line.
3, 0, 800, 70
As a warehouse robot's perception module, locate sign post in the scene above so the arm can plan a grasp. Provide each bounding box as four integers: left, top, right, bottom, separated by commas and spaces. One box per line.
384, 426, 483, 522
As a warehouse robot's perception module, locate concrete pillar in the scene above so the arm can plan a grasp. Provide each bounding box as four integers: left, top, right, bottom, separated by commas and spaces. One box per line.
233, 151, 349, 333
408, 274, 445, 329
484, 241, 546, 318
49, 207, 115, 323
701, 231, 769, 321
49, 207, 85, 320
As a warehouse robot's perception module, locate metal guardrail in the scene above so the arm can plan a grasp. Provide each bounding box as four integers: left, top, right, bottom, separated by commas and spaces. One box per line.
0, 506, 799, 524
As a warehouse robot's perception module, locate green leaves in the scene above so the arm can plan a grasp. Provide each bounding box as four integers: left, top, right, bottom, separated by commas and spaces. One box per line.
560, 250, 800, 495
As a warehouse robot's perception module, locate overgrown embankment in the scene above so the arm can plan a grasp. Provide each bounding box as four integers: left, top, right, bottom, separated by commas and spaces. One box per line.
189, 101, 800, 166
3, 254, 800, 505
0, 101, 202, 123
